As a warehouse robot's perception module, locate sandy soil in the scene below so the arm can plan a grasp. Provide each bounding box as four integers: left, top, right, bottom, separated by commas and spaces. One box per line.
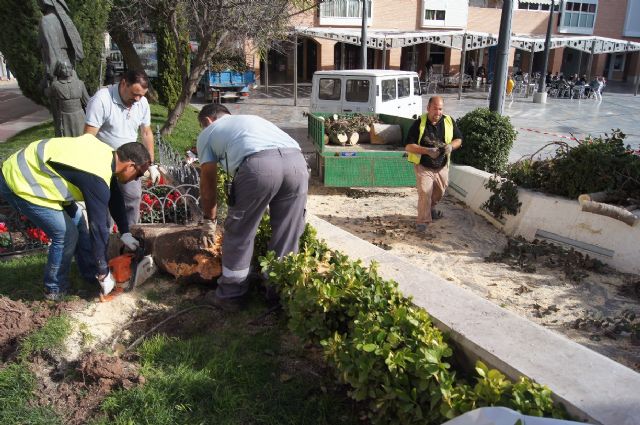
305, 180, 640, 372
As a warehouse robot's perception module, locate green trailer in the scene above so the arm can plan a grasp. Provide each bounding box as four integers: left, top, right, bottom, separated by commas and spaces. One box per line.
308, 112, 417, 187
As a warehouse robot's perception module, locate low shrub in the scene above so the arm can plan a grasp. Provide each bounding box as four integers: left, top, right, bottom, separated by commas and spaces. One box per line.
256, 221, 567, 424
455, 108, 517, 174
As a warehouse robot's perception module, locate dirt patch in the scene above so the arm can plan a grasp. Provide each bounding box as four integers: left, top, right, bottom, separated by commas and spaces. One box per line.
0, 296, 83, 361
32, 351, 143, 425
306, 183, 640, 372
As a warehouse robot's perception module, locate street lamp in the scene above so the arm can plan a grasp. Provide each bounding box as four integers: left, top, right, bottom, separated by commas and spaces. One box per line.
533, 0, 556, 103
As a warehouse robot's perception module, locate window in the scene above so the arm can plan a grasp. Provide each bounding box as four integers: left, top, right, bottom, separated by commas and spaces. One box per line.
381, 79, 396, 102
612, 53, 625, 71
345, 79, 370, 102
559, 1, 597, 32
413, 77, 421, 96
319, 78, 341, 100
425, 9, 446, 20
319, 0, 372, 24
398, 78, 411, 98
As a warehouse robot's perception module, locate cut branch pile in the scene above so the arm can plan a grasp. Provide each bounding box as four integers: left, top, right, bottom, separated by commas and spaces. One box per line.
324, 114, 381, 146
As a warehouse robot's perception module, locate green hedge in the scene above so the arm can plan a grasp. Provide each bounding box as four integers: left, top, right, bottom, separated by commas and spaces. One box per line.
455, 108, 517, 174
256, 220, 567, 424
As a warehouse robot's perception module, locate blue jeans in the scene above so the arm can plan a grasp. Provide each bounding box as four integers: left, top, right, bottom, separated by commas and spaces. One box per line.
0, 172, 96, 294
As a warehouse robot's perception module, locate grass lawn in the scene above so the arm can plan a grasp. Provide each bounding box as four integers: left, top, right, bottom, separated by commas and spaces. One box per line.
0, 105, 361, 424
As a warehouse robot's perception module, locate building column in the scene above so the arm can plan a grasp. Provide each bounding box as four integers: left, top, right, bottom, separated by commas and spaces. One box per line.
316, 38, 337, 71
388, 48, 401, 69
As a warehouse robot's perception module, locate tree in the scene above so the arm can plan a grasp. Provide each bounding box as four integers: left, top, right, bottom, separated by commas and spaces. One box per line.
115, 0, 313, 136
0, 0, 110, 106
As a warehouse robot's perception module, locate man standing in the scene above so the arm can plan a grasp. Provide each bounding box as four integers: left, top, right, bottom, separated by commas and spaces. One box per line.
197, 104, 309, 309
405, 96, 463, 232
84, 70, 160, 226
0, 135, 150, 300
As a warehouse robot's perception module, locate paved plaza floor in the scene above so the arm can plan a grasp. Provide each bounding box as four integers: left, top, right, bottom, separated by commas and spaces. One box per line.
192, 82, 640, 163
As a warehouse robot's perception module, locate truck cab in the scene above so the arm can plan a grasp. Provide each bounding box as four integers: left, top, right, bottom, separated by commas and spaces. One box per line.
310, 70, 422, 119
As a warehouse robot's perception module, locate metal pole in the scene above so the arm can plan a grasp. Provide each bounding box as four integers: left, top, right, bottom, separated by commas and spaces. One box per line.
586, 40, 595, 82
360, 0, 368, 69
489, 0, 514, 114
340, 43, 345, 70
527, 45, 534, 97
294, 34, 298, 106
458, 34, 467, 100
577, 49, 583, 77
265, 54, 269, 95
533, 0, 556, 96
382, 42, 387, 69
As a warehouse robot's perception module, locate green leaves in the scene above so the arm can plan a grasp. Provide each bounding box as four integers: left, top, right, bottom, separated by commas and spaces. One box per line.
455, 108, 518, 174
507, 130, 640, 201
256, 223, 566, 424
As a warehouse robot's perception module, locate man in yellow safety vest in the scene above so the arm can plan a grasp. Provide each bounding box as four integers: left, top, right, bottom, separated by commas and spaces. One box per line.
0, 135, 150, 300
405, 96, 463, 232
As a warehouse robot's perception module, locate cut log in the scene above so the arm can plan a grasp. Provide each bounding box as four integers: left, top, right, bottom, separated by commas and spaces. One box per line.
331, 132, 348, 146
370, 123, 402, 145
578, 194, 639, 226
346, 132, 359, 146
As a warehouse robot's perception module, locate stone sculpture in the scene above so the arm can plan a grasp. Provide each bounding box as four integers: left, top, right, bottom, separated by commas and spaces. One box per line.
45, 61, 90, 137
37, 0, 88, 137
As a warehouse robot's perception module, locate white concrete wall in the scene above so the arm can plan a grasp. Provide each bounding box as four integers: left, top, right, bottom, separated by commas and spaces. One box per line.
448, 165, 640, 274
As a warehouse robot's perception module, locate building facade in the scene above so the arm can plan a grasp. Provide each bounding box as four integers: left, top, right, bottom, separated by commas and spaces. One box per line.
250, 0, 640, 85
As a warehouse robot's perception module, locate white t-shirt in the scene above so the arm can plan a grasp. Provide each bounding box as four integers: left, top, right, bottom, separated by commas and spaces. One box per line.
85, 84, 151, 149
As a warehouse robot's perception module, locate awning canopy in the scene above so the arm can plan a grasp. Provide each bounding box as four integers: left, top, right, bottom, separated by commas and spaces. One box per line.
295, 27, 640, 54
519, 0, 552, 5
294, 27, 497, 51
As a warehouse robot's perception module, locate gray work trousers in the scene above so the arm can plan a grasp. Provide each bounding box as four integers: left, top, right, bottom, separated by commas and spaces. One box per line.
118, 178, 142, 227
216, 148, 309, 299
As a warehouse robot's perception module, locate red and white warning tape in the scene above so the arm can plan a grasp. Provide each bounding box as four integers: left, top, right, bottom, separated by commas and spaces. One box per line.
519, 127, 579, 142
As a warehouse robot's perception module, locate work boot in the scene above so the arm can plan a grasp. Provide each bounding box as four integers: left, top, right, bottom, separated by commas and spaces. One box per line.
44, 290, 69, 302
204, 290, 246, 312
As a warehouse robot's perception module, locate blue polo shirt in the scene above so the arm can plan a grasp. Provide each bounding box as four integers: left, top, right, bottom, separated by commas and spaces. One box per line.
196, 115, 300, 176
85, 84, 151, 149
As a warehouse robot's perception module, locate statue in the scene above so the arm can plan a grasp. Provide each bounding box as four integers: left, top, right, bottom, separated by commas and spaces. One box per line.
45, 61, 90, 137
37, 0, 84, 80
37, 0, 88, 137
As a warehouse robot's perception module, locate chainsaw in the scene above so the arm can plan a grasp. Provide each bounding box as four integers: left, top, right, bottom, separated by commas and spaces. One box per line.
102, 237, 157, 301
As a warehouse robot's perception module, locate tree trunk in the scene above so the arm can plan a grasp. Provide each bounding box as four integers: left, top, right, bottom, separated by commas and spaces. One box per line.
161, 32, 222, 136
109, 28, 159, 103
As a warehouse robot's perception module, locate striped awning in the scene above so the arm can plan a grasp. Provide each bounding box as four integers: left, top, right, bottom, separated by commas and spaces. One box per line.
519, 0, 553, 4
294, 27, 640, 54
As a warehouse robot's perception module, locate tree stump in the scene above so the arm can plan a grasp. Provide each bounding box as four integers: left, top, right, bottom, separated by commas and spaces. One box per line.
110, 224, 223, 284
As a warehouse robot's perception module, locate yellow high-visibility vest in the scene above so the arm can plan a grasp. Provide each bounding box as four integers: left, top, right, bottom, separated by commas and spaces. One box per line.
407, 114, 454, 165
1, 134, 114, 210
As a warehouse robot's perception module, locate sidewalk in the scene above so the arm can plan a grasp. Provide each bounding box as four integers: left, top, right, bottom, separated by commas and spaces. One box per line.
0, 80, 51, 142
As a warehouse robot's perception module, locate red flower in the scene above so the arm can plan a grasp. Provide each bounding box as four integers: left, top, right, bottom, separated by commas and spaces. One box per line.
112, 224, 118, 233
0, 222, 8, 233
